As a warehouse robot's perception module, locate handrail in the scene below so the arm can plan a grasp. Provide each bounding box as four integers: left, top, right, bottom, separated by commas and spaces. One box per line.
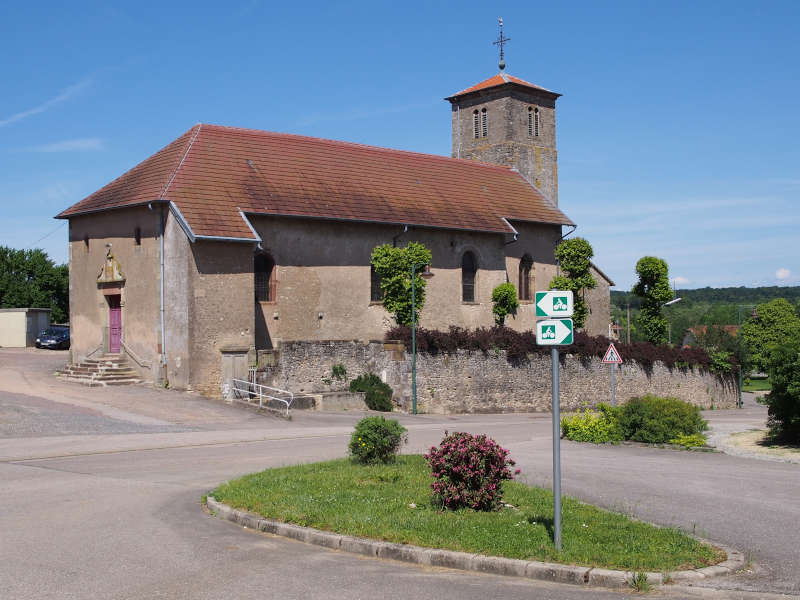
231, 378, 293, 417
85, 344, 104, 359
121, 339, 152, 369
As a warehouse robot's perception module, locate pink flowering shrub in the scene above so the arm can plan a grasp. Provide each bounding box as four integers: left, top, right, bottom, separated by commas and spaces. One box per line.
424, 431, 518, 511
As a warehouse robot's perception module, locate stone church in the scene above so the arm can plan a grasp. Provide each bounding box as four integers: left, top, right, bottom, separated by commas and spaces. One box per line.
56, 68, 613, 396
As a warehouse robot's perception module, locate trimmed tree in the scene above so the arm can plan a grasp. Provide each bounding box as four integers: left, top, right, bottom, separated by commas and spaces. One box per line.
491, 283, 519, 326
370, 242, 433, 327
632, 256, 673, 345
548, 237, 596, 329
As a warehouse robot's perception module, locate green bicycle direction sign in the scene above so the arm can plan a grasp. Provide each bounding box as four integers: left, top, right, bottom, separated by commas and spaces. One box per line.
536, 319, 574, 345
535, 290, 574, 317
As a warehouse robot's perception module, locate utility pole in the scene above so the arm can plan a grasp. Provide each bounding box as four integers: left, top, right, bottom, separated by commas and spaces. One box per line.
626, 303, 631, 344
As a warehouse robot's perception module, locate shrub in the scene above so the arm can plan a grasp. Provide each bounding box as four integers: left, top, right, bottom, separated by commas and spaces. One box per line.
332, 363, 347, 381
424, 431, 517, 511
669, 433, 708, 448
709, 350, 734, 374
618, 395, 708, 443
491, 283, 520, 326
561, 403, 624, 443
763, 341, 800, 443
348, 416, 407, 465
350, 373, 394, 411
384, 326, 729, 373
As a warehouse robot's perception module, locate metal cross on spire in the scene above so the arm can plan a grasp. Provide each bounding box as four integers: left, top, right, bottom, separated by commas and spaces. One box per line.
493, 17, 510, 71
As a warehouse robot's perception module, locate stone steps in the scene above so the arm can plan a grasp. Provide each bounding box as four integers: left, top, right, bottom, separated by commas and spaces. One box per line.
58, 354, 142, 387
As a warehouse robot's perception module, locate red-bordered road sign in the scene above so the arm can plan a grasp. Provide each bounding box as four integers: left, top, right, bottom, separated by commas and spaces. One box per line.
602, 343, 623, 364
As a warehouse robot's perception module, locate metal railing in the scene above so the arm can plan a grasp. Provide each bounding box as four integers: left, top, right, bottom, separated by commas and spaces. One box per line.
121, 339, 152, 369
230, 378, 294, 417
85, 344, 105, 359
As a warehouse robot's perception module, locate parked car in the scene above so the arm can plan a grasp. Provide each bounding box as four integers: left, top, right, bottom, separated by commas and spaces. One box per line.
35, 326, 70, 350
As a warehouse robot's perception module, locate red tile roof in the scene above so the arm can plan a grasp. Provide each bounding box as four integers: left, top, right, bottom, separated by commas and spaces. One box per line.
57, 124, 573, 239
446, 73, 560, 100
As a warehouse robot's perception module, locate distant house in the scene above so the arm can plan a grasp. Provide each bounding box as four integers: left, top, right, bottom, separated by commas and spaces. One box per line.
683, 325, 739, 347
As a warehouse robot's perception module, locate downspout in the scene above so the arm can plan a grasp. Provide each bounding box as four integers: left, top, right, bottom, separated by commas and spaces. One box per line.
392, 224, 409, 247
160, 206, 166, 369
150, 202, 167, 374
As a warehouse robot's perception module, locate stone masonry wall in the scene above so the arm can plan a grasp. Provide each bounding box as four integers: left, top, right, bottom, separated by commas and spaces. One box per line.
257, 341, 738, 414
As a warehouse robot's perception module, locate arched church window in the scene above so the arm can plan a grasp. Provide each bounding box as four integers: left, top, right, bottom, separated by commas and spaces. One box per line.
519, 254, 533, 301
370, 265, 382, 302
462, 251, 477, 302
534, 108, 540, 137
481, 108, 488, 137
473, 110, 480, 139
254, 253, 276, 303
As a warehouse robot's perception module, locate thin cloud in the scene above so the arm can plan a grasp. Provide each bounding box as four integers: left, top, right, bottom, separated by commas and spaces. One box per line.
776, 268, 791, 280
25, 138, 104, 153
0, 79, 92, 127
672, 276, 690, 286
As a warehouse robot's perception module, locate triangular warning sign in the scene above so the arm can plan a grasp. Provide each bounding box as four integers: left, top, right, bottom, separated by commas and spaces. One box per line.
602, 343, 623, 364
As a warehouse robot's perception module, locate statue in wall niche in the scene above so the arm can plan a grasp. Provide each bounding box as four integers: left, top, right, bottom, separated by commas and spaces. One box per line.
97, 245, 126, 284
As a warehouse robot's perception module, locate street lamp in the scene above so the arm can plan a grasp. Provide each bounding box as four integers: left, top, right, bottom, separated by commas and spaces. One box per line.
737, 305, 758, 409
411, 262, 433, 415
664, 297, 682, 344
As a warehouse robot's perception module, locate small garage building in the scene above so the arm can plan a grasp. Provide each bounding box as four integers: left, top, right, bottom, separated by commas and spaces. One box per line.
0, 308, 51, 347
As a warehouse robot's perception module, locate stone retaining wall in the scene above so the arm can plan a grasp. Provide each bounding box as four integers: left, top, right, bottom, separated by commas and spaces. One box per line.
257, 340, 738, 414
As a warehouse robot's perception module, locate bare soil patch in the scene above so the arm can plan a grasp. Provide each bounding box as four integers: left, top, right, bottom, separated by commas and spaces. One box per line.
727, 430, 800, 463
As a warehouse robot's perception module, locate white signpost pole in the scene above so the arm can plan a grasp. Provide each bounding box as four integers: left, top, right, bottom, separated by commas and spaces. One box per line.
602, 343, 622, 407
611, 363, 615, 407
535, 291, 575, 553
551, 346, 562, 551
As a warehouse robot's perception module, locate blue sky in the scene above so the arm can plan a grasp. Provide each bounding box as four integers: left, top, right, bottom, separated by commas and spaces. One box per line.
1, 1, 798, 290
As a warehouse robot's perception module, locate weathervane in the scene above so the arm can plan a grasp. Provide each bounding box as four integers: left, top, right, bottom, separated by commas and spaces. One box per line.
493, 17, 510, 71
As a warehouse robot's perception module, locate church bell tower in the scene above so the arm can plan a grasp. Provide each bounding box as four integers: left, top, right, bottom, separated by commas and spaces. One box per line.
445, 19, 561, 204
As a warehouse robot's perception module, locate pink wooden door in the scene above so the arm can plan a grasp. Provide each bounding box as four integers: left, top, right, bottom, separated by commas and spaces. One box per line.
108, 295, 122, 353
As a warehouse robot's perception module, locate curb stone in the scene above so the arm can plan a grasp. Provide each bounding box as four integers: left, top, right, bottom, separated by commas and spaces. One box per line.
206, 496, 746, 590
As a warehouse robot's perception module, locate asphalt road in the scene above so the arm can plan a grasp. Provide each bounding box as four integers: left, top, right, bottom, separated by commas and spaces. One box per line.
0, 348, 797, 600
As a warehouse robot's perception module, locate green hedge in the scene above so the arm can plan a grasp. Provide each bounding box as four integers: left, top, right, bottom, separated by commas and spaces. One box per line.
562, 396, 708, 445
618, 395, 708, 443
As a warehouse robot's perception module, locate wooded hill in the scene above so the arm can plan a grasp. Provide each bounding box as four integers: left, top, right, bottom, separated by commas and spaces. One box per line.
610, 286, 800, 344
612, 286, 800, 310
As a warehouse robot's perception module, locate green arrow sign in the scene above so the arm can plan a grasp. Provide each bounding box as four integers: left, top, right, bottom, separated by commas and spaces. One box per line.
535, 290, 574, 317
536, 319, 574, 345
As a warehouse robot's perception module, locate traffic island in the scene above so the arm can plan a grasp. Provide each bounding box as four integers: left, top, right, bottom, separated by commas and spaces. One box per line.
204, 456, 745, 589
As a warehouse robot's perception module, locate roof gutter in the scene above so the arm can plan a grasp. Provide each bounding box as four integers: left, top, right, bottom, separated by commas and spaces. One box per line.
168, 202, 258, 244
169, 202, 196, 243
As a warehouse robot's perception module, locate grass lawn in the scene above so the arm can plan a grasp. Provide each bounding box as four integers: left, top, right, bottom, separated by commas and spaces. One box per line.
742, 378, 771, 392
212, 455, 723, 571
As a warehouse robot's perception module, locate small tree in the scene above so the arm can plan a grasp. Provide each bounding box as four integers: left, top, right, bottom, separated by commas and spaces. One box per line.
548, 237, 597, 329
371, 242, 433, 327
632, 256, 673, 344
740, 299, 800, 373
763, 340, 800, 443
491, 283, 519, 326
